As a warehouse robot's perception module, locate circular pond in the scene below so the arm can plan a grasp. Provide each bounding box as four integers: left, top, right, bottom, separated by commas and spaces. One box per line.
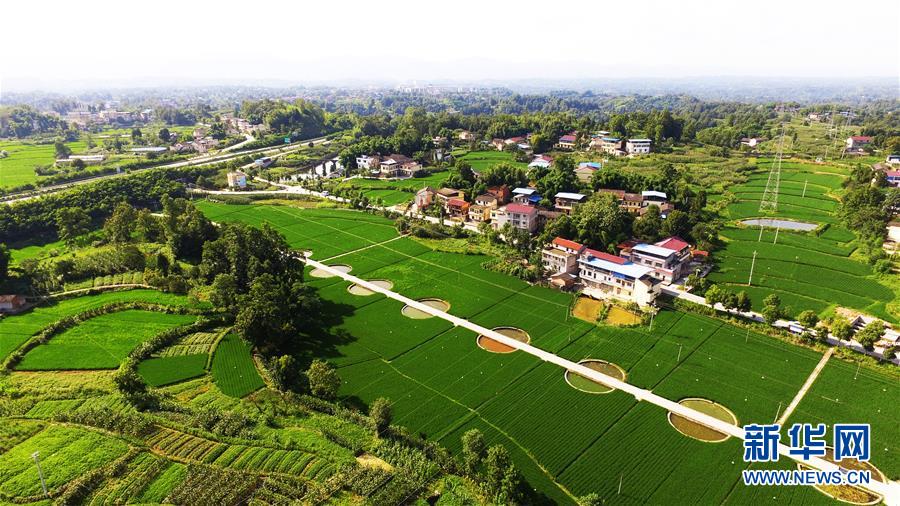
667, 398, 738, 443
739, 218, 817, 231
347, 279, 394, 296
564, 359, 626, 394
401, 298, 450, 319
309, 264, 352, 278
798, 447, 885, 505
477, 327, 530, 353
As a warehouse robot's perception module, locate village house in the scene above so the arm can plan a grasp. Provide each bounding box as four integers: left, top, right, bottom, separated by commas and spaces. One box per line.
619, 236, 692, 283
625, 138, 652, 155
436, 187, 464, 205
886, 154, 900, 165
378, 154, 420, 178
468, 204, 491, 223
490, 207, 508, 229
491, 138, 506, 151
0, 295, 27, 314
554, 192, 587, 214
505, 136, 531, 151
592, 137, 624, 156
446, 198, 470, 220
227, 171, 248, 188
622, 193, 644, 213
475, 193, 499, 208
555, 133, 577, 150
511, 187, 541, 205
542, 237, 586, 275
487, 185, 511, 204
575, 162, 601, 183
845, 136, 873, 153
529, 154, 553, 169
416, 187, 436, 208
459, 130, 475, 141
578, 249, 658, 306
807, 112, 829, 122
501, 203, 538, 232
885, 170, 900, 188
356, 155, 379, 171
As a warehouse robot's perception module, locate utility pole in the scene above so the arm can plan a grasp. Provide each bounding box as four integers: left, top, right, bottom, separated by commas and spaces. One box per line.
745, 327, 751, 343
618, 473, 624, 495
758, 223, 764, 242
32, 452, 48, 498
676, 344, 683, 362
773, 227, 779, 245
854, 362, 861, 380
802, 179, 808, 198
748, 251, 758, 286
773, 401, 783, 424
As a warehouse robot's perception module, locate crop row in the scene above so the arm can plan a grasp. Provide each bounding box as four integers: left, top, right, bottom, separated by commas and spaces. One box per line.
88, 452, 165, 506
146, 428, 337, 481
157, 330, 221, 357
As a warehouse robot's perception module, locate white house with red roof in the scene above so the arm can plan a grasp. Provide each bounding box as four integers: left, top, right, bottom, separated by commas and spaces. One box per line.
620, 236, 693, 283
577, 248, 659, 306
529, 154, 553, 169
846, 136, 873, 151
542, 237, 586, 275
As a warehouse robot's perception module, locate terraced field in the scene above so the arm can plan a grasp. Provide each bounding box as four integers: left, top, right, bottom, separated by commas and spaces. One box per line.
0, 290, 195, 362
16, 310, 197, 370
201, 202, 899, 504
711, 159, 897, 321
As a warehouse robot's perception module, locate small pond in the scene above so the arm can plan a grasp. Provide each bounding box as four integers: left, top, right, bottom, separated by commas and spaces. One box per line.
739, 218, 817, 231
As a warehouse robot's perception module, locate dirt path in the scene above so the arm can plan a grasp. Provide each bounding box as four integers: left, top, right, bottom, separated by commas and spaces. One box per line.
777, 347, 834, 426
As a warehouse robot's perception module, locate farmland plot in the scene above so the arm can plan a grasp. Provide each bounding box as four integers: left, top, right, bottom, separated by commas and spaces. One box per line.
210, 333, 264, 397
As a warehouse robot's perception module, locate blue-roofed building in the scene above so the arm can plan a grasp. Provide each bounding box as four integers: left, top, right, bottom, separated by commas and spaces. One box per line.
577, 248, 659, 306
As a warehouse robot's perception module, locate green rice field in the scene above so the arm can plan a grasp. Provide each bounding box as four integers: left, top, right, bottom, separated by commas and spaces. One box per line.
711, 159, 898, 322
200, 202, 899, 504
15, 310, 196, 370
210, 333, 264, 397
0, 139, 88, 189
0, 289, 195, 362
138, 353, 208, 386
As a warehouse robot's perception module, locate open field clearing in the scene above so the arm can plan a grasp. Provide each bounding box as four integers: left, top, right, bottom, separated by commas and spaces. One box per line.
455, 150, 527, 172
210, 333, 264, 397
200, 202, 900, 503
0, 139, 88, 189
16, 310, 196, 370
0, 290, 194, 362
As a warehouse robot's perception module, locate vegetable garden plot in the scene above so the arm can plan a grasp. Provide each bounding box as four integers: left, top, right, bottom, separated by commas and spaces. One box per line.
337, 358, 471, 438
210, 333, 264, 397
16, 310, 197, 370
785, 361, 900, 479
138, 354, 208, 387
89, 452, 166, 505
135, 462, 187, 503
0, 425, 129, 498
25, 399, 84, 419
157, 330, 221, 357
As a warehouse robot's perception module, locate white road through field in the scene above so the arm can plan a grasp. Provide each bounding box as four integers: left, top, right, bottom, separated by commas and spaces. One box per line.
300, 256, 899, 505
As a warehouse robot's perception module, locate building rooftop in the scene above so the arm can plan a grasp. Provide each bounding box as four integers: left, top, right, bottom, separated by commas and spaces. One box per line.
555, 192, 587, 201
512, 187, 537, 195
656, 237, 690, 252
581, 253, 652, 279
551, 237, 583, 251
632, 243, 678, 258
641, 190, 667, 200
505, 203, 537, 215
629, 138, 652, 143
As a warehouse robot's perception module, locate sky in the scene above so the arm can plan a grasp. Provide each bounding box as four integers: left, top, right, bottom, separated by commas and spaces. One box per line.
2, 0, 899, 91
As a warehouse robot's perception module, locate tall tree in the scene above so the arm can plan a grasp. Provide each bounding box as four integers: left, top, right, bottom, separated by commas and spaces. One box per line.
103, 202, 137, 243
0, 244, 9, 281
306, 359, 340, 400
56, 207, 91, 247
632, 204, 663, 242
369, 397, 393, 434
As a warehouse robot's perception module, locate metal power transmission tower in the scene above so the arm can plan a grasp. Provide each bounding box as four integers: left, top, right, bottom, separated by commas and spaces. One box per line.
759, 123, 786, 213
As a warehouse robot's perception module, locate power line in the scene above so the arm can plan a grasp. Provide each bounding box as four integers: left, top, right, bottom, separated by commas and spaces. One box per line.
759, 123, 786, 213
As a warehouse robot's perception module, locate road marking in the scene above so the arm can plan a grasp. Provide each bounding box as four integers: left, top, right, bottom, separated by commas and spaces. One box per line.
300, 257, 899, 505
777, 347, 834, 426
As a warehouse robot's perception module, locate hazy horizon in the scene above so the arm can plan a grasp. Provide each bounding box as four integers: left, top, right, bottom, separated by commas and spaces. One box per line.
2, 0, 898, 94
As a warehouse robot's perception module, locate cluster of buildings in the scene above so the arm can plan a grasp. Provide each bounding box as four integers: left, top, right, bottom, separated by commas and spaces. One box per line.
415, 184, 672, 232
484, 131, 652, 157
220, 114, 268, 136
170, 128, 221, 154
541, 235, 701, 306
356, 154, 422, 178
61, 108, 153, 129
